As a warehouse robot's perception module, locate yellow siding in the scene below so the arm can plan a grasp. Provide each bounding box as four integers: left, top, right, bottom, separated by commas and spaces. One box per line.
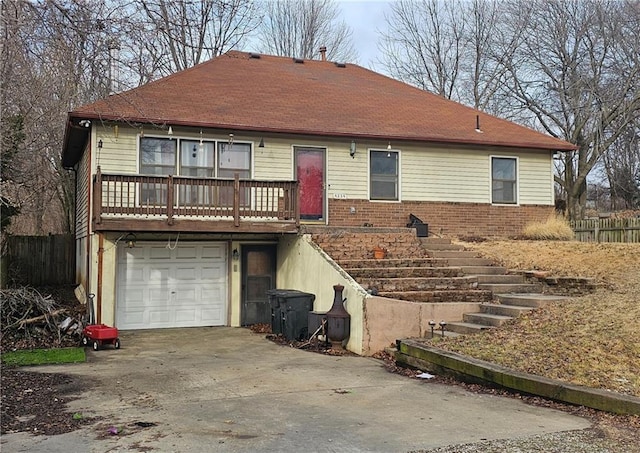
402, 145, 489, 203
326, 141, 370, 199
91, 123, 554, 206
76, 141, 90, 238
518, 152, 554, 205
94, 124, 138, 173
254, 137, 292, 180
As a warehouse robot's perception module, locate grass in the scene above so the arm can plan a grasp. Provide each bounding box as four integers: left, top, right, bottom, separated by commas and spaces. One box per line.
522, 214, 574, 240
1, 347, 86, 366
440, 240, 640, 397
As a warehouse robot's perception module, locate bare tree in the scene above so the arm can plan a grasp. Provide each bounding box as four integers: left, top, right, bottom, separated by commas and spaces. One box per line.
1, 0, 115, 234
381, 0, 640, 219
380, 0, 464, 99
134, 0, 260, 75
602, 120, 640, 210
502, 0, 640, 220
257, 0, 356, 62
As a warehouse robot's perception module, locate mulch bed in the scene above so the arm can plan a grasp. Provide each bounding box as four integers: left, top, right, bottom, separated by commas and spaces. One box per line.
0, 368, 95, 435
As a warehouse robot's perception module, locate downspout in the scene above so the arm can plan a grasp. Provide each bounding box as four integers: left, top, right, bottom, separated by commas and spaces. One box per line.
86, 140, 92, 297
97, 232, 104, 324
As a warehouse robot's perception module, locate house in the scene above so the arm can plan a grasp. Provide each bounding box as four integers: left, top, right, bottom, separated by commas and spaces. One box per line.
61, 51, 576, 354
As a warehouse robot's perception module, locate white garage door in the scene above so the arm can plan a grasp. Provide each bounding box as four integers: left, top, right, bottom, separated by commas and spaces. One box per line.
116, 242, 228, 330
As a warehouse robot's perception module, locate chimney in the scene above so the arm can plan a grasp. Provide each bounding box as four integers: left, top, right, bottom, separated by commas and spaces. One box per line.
108, 37, 121, 94
319, 46, 327, 61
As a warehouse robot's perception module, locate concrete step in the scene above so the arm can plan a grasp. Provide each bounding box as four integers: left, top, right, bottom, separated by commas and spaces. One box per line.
460, 266, 507, 275
346, 267, 463, 279
446, 321, 494, 335
360, 276, 478, 292
428, 250, 479, 258
419, 237, 453, 245
495, 293, 571, 308
475, 274, 525, 284
463, 312, 513, 327
478, 283, 543, 293
481, 303, 535, 317
445, 257, 495, 266
337, 258, 449, 269
377, 290, 494, 303
420, 243, 465, 251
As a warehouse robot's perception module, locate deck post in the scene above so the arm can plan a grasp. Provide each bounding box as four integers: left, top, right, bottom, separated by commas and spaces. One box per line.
234, 173, 240, 227
166, 175, 174, 225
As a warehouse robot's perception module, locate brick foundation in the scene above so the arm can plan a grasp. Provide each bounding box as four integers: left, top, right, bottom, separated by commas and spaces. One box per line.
327, 199, 554, 237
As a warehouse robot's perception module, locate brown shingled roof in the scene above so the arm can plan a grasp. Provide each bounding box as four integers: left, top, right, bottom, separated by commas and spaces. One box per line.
69, 50, 576, 151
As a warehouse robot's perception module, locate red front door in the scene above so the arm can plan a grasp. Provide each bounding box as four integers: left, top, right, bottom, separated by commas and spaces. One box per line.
295, 148, 325, 221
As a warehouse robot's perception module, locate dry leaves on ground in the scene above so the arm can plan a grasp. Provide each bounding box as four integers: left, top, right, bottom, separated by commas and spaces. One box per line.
434, 240, 640, 397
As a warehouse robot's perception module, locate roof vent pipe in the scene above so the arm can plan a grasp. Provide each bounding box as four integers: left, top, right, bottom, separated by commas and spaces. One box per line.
319, 46, 327, 61
475, 114, 483, 133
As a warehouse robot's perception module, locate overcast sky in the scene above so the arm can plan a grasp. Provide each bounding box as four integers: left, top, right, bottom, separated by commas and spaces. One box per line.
337, 0, 392, 70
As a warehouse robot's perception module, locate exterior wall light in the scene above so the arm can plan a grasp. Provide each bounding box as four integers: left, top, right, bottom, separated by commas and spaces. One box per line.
349, 140, 356, 158
232, 248, 239, 261
125, 233, 137, 248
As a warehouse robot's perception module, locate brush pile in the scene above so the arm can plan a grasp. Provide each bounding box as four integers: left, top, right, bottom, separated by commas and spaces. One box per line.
1, 286, 84, 351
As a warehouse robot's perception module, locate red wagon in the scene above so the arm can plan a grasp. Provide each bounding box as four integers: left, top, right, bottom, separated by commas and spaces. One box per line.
82, 324, 120, 351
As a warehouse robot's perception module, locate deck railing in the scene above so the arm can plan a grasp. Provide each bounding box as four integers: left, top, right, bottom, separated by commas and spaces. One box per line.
93, 168, 299, 227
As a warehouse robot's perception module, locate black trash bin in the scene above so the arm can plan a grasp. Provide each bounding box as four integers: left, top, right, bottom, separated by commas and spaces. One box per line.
407, 214, 429, 237
266, 289, 316, 341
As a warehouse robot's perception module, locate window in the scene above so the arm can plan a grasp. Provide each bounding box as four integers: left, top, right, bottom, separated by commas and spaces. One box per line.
138, 136, 253, 207
217, 142, 251, 179
140, 137, 176, 175
180, 140, 215, 177
370, 150, 399, 201
218, 142, 251, 206
140, 137, 176, 205
180, 140, 215, 205
492, 157, 517, 204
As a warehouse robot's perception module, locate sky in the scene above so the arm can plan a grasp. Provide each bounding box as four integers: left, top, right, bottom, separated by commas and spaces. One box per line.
336, 1, 392, 70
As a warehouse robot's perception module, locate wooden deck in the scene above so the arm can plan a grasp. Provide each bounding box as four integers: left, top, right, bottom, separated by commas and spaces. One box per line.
92, 169, 300, 233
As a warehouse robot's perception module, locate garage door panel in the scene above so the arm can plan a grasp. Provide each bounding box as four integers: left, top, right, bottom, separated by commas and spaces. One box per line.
175, 309, 197, 322
148, 288, 170, 303
117, 242, 228, 330
149, 268, 170, 282
123, 310, 145, 325
176, 247, 198, 259
176, 267, 198, 280
149, 310, 171, 324
201, 246, 223, 259
201, 307, 224, 323
150, 247, 172, 260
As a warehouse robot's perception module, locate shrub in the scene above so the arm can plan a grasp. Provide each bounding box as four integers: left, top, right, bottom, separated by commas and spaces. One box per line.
522, 215, 574, 240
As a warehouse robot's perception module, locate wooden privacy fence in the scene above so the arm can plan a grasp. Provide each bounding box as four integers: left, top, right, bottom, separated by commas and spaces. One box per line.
5, 234, 75, 285
571, 218, 640, 243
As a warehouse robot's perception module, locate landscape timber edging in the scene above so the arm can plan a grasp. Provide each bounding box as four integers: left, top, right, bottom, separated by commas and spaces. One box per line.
396, 339, 640, 416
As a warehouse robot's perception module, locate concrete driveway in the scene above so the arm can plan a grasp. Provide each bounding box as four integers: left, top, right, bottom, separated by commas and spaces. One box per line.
3, 327, 590, 452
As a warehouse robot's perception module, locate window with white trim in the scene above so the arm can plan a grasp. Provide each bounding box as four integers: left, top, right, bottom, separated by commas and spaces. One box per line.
491, 157, 517, 204
370, 150, 399, 201
139, 136, 252, 206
